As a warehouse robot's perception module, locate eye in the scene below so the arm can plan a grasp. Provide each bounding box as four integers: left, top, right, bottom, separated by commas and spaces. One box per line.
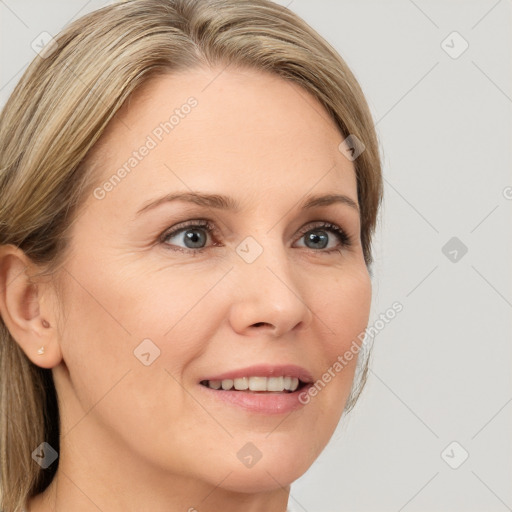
294, 222, 352, 252
160, 219, 352, 254
161, 220, 217, 252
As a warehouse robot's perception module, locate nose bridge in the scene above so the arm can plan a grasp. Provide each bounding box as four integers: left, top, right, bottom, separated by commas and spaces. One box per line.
229, 233, 313, 336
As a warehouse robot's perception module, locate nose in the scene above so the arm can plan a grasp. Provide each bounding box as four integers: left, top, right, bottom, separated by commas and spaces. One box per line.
227, 242, 314, 338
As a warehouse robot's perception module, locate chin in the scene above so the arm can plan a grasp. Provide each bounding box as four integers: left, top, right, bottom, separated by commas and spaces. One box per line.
216, 459, 308, 494
197, 439, 317, 494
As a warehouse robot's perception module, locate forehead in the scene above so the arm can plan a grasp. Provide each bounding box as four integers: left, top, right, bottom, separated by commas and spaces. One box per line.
85, 66, 357, 214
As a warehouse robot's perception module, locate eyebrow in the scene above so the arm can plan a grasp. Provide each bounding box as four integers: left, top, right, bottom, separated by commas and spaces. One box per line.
135, 191, 359, 216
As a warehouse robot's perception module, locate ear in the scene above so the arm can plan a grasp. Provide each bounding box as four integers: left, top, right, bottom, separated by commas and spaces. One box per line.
0, 244, 63, 369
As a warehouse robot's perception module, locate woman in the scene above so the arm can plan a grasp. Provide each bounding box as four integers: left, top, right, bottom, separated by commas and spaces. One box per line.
0, 0, 382, 510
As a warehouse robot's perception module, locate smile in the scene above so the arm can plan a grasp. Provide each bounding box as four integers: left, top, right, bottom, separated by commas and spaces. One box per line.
197, 365, 314, 414
200, 376, 305, 393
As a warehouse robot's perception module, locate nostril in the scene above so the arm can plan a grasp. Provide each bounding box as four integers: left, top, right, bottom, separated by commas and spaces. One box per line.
252, 322, 269, 328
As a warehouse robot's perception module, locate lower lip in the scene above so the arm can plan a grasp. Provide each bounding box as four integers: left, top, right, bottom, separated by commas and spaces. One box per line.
198, 383, 312, 414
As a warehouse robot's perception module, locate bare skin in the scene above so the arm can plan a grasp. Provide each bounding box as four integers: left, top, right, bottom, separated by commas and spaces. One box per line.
1, 66, 371, 512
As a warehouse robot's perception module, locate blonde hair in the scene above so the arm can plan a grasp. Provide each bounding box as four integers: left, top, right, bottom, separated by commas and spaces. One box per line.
0, 0, 382, 509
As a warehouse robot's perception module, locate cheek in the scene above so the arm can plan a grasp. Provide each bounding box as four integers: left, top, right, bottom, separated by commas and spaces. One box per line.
54, 261, 217, 460
304, 265, 372, 423
313, 265, 372, 355
111, 263, 232, 359
53, 271, 135, 422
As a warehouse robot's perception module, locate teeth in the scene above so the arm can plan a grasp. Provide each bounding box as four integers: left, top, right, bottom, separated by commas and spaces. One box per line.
221, 379, 233, 390
203, 376, 301, 392
234, 377, 249, 390
209, 380, 221, 390
267, 376, 284, 392
249, 376, 267, 391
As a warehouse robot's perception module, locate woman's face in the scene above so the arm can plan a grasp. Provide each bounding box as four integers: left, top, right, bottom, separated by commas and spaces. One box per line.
51, 66, 372, 495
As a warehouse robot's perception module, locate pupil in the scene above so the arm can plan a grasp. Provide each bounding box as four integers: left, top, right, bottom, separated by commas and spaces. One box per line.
184, 229, 206, 248
306, 230, 328, 249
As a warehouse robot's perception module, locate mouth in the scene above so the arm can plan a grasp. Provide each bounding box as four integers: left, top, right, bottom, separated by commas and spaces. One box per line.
197, 364, 314, 414
200, 376, 310, 393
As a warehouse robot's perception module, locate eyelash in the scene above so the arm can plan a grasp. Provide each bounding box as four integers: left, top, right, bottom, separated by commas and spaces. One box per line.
159, 219, 353, 255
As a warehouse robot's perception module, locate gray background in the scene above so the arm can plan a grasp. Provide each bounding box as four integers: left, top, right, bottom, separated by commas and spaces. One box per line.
1, 1, 511, 511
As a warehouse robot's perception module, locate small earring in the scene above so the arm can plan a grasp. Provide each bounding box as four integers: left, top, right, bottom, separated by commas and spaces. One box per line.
37, 346, 45, 355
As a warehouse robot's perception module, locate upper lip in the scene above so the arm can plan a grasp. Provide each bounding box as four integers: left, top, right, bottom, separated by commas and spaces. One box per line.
200, 364, 314, 383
